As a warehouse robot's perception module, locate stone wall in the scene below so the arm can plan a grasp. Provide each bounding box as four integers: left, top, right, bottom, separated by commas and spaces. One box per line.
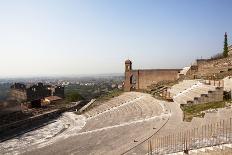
186, 56, 232, 79
229, 45, 232, 56
10, 89, 27, 101
133, 69, 180, 90
124, 60, 180, 91
10, 83, 65, 102
0, 101, 85, 141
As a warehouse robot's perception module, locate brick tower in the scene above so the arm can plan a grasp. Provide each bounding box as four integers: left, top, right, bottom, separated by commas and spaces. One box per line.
124, 59, 132, 91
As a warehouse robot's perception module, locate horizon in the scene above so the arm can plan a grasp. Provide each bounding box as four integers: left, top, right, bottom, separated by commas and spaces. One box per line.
0, 0, 232, 77
0, 72, 124, 79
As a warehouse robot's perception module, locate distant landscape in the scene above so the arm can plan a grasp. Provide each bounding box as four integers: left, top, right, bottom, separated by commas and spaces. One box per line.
0, 75, 124, 103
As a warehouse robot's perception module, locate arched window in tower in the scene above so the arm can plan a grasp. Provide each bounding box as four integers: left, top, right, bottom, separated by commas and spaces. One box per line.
129, 75, 136, 91
130, 75, 136, 85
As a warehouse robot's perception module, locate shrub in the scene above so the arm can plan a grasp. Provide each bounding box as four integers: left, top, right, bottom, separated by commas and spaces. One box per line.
210, 53, 224, 60
65, 91, 84, 102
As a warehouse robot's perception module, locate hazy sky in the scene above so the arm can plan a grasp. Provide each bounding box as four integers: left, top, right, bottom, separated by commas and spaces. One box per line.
0, 0, 231, 77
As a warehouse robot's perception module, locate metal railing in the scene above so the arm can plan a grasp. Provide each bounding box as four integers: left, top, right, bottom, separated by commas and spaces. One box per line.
147, 118, 232, 154
122, 118, 232, 155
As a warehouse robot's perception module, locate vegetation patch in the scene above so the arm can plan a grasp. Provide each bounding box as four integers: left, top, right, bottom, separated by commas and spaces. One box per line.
96, 89, 123, 102
146, 80, 179, 101
65, 91, 84, 102
181, 100, 231, 122
82, 89, 123, 113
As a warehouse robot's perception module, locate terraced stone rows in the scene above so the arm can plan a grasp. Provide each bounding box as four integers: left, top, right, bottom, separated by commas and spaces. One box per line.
125, 100, 232, 155
81, 95, 164, 132
174, 84, 218, 105
173, 107, 232, 133
136, 108, 232, 155
124, 102, 181, 155
124, 80, 229, 154
161, 109, 232, 154
124, 101, 141, 120
93, 117, 166, 155
19, 92, 170, 155
159, 104, 227, 152
84, 93, 143, 118
187, 88, 209, 96
169, 80, 201, 97
4, 88, 230, 155
188, 144, 232, 155
85, 97, 136, 128
121, 119, 169, 155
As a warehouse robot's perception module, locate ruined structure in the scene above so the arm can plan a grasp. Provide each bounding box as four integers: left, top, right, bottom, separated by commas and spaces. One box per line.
229, 45, 232, 56
124, 60, 181, 91
185, 32, 232, 79
186, 51, 232, 79
10, 83, 64, 107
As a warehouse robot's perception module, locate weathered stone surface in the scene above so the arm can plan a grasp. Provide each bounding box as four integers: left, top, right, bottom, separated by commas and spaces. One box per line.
186, 56, 232, 79
124, 60, 181, 91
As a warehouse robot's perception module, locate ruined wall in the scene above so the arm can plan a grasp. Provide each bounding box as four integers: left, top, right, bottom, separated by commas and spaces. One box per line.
10, 89, 27, 101
124, 60, 180, 91
10, 83, 64, 102
133, 69, 180, 90
186, 55, 232, 79
53, 86, 65, 98
26, 84, 51, 101
229, 45, 232, 56
196, 57, 232, 77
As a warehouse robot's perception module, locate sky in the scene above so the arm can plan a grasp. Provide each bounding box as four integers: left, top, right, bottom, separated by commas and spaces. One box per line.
0, 0, 231, 77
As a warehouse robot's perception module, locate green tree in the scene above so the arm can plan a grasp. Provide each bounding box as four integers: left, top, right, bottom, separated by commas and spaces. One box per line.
66, 91, 84, 102
223, 32, 229, 57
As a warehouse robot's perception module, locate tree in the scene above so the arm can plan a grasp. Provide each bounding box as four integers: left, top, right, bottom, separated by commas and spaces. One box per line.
223, 32, 229, 57
66, 91, 84, 102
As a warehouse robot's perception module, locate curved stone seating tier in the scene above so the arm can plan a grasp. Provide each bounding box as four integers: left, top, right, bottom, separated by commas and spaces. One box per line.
188, 88, 210, 95
12, 92, 170, 155
22, 115, 168, 155
161, 107, 232, 137
164, 107, 232, 140
188, 144, 232, 155
12, 88, 231, 155
169, 80, 201, 97
125, 100, 232, 155
83, 92, 144, 118
4, 89, 232, 155
81, 94, 164, 132
173, 83, 221, 105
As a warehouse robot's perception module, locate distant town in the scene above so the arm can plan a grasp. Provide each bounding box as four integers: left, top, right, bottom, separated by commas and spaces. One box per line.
0, 75, 124, 127
0, 75, 123, 101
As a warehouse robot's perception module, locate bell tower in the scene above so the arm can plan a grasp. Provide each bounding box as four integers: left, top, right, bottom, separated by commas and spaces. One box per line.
125, 59, 132, 72
124, 59, 132, 91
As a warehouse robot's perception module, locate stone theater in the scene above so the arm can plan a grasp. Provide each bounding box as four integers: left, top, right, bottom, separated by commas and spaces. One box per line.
124, 59, 181, 91
10, 82, 64, 107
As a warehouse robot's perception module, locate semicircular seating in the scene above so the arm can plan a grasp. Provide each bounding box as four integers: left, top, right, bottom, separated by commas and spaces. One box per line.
81, 93, 165, 132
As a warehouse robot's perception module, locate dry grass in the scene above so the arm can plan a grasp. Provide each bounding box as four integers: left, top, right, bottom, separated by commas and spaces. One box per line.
181, 100, 231, 122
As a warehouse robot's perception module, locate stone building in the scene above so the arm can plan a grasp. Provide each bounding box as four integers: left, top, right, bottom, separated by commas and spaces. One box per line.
124, 60, 181, 91
50, 85, 65, 98
10, 83, 64, 107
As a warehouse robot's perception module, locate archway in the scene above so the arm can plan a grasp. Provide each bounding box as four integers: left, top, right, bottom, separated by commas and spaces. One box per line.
130, 75, 137, 90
